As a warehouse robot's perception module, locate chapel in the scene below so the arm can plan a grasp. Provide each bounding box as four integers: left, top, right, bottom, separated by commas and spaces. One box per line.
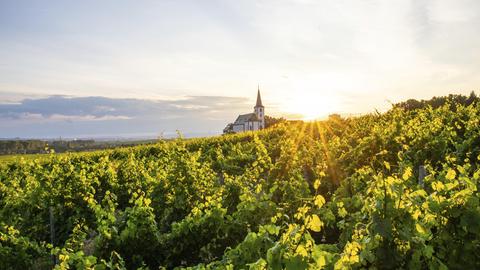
223, 87, 265, 133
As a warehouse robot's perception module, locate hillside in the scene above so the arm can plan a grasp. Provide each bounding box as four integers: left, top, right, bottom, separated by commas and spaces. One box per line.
0, 139, 161, 156
1, 101, 480, 269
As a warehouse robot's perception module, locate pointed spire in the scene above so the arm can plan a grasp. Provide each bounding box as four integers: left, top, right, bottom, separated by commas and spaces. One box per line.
256, 85, 263, 107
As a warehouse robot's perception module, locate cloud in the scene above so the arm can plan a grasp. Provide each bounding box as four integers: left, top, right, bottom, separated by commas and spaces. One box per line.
0, 95, 254, 138
0, 0, 478, 128
0, 95, 250, 119
49, 114, 132, 121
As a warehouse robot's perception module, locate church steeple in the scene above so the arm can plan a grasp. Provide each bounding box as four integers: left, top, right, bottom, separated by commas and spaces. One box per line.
254, 85, 265, 129
255, 85, 263, 107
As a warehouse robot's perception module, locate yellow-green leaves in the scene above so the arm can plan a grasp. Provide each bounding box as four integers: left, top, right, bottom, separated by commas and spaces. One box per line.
337, 202, 348, 218
383, 161, 391, 171
415, 223, 426, 233
307, 214, 323, 232
314, 179, 321, 190
334, 241, 361, 269
314, 254, 326, 268
338, 208, 348, 218
415, 223, 429, 237
144, 198, 151, 207
446, 169, 456, 180
294, 206, 310, 220
432, 181, 445, 192
260, 224, 280, 236
402, 167, 412, 180
412, 209, 422, 220
255, 183, 263, 194
314, 195, 325, 208
410, 189, 427, 198
297, 245, 308, 257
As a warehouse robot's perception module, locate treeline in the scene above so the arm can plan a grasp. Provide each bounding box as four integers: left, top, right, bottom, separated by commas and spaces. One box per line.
0, 139, 156, 155
394, 91, 478, 110
265, 115, 287, 128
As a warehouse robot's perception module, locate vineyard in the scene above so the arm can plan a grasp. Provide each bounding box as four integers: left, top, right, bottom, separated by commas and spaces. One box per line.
1, 101, 480, 269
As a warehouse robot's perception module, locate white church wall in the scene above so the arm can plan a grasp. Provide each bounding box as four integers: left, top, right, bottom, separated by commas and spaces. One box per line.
232, 124, 244, 133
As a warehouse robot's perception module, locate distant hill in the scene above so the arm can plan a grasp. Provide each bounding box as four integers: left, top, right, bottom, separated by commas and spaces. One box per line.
0, 139, 157, 155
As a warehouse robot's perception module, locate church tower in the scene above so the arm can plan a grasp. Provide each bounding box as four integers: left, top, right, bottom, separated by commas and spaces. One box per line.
254, 85, 265, 129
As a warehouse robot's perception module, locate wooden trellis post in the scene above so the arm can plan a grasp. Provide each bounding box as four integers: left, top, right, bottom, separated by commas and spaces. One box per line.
50, 206, 57, 265
418, 165, 426, 187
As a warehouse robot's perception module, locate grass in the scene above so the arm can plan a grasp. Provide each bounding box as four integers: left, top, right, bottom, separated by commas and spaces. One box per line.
0, 153, 57, 163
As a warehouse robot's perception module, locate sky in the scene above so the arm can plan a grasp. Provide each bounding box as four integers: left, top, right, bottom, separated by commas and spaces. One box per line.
0, 0, 479, 138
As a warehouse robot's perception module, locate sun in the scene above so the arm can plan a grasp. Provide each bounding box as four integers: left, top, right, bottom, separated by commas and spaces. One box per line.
278, 75, 347, 120
283, 92, 340, 120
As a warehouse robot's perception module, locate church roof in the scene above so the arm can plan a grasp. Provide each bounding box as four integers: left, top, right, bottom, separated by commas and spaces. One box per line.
223, 123, 233, 133
234, 113, 260, 124
255, 87, 263, 107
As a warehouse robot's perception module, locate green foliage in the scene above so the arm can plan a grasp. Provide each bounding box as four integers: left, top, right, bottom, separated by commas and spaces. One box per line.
1, 100, 480, 269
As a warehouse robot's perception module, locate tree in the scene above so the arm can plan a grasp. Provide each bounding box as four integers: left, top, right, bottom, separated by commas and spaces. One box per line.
394, 92, 479, 111
265, 115, 286, 128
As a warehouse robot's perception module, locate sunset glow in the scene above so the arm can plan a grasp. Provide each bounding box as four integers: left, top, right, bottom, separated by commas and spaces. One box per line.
283, 92, 340, 120
1, 0, 479, 138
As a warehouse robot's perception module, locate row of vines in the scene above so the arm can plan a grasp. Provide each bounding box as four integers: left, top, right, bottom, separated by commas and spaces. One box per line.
1, 102, 480, 269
